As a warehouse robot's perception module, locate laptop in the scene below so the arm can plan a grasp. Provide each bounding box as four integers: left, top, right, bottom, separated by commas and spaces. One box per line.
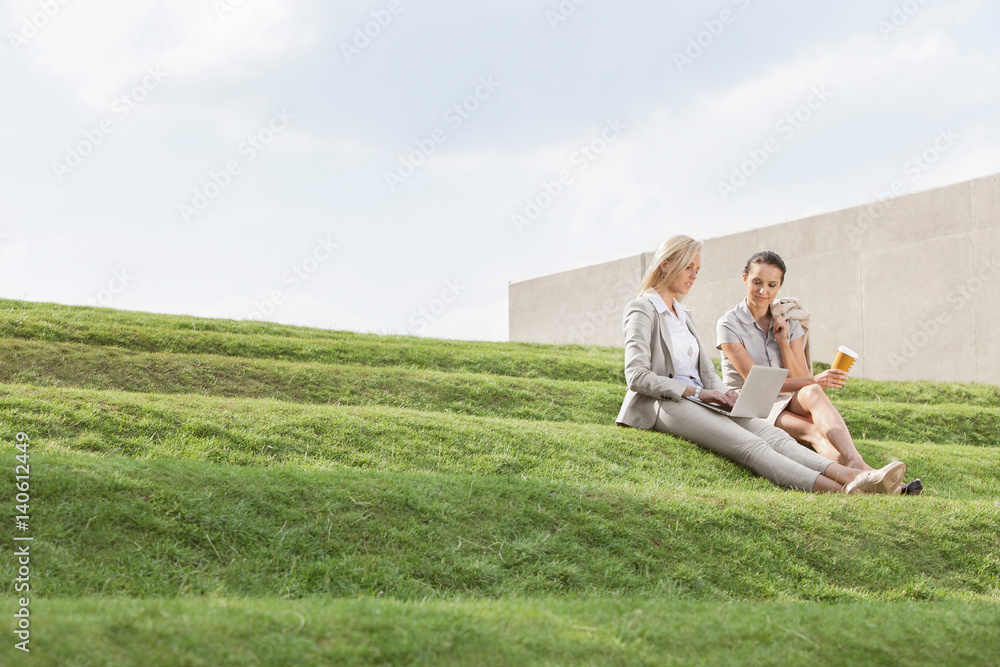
684, 366, 788, 418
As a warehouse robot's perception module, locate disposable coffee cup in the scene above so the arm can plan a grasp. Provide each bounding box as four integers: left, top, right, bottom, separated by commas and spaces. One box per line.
832, 345, 858, 374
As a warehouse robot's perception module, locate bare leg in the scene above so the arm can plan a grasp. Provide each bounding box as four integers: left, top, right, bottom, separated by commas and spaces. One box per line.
812, 476, 844, 493
812, 461, 879, 493
813, 461, 894, 494
822, 461, 864, 485
774, 409, 846, 464
786, 385, 871, 470
779, 400, 907, 491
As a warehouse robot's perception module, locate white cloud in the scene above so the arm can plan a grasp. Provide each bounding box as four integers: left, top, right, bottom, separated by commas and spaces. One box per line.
417, 296, 508, 342
238, 292, 379, 334
5, 0, 318, 108
3, 0, 999, 344
539, 27, 999, 246
411, 21, 1000, 283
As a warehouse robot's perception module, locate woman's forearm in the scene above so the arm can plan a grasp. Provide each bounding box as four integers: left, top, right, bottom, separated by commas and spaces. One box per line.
779, 341, 811, 378
780, 375, 815, 393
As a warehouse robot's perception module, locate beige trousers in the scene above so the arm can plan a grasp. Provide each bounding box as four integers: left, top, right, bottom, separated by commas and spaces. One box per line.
653, 398, 834, 490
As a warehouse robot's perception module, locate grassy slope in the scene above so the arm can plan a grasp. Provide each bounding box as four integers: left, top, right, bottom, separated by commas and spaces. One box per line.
3, 450, 997, 601
6, 598, 999, 666
2, 339, 998, 447
1, 385, 998, 499
1, 299, 998, 664
5, 298, 999, 404
0, 299, 621, 383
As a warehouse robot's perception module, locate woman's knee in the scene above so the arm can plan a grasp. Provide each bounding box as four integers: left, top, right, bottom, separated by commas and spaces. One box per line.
798, 383, 827, 404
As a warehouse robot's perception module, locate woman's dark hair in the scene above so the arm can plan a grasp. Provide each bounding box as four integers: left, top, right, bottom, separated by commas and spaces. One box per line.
743, 251, 786, 284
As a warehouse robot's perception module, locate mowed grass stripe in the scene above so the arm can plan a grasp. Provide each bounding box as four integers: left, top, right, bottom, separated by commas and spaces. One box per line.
2, 299, 998, 664
5, 298, 1000, 406
2, 339, 999, 447
3, 451, 999, 601
0, 338, 619, 425
6, 597, 999, 666
0, 299, 621, 383
0, 297, 368, 340
837, 378, 1000, 408
2, 384, 998, 499
832, 400, 1000, 447
0, 382, 786, 493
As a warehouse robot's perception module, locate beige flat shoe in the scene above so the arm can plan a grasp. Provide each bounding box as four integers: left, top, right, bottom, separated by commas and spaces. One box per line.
874, 462, 906, 494
843, 462, 906, 495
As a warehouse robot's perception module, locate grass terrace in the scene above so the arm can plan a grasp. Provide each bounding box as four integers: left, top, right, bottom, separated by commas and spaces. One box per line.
1, 298, 997, 665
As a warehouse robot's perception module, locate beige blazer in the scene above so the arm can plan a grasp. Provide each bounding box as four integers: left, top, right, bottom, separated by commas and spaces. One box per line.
616, 296, 727, 429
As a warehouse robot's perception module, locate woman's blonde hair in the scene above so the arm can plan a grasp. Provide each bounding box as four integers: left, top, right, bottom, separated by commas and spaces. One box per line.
636, 235, 703, 299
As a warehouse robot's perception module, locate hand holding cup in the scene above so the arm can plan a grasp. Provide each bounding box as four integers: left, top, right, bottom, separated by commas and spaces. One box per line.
832, 345, 858, 374
813, 369, 847, 389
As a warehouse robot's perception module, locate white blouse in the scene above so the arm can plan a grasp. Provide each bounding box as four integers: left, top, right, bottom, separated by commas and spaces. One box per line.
643, 289, 703, 389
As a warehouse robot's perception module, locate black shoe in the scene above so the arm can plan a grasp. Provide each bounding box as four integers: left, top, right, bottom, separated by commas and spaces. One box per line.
902, 479, 923, 496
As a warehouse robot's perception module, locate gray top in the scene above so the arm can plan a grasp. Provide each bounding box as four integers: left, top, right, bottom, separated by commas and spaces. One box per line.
716, 299, 804, 390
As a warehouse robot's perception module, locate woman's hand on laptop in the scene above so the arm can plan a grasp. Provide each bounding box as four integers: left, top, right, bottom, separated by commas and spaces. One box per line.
812, 369, 847, 389
701, 389, 738, 407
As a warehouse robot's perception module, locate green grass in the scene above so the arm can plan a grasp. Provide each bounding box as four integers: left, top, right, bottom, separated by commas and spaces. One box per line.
0, 338, 620, 425
2, 339, 997, 447
836, 376, 1000, 407
2, 384, 999, 500
0, 299, 621, 383
3, 381, 999, 509
1, 298, 998, 664
834, 400, 1000, 447
3, 450, 998, 601
4, 597, 999, 666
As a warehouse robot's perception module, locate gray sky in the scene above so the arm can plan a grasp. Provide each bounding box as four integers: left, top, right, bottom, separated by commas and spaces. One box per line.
2, 0, 998, 340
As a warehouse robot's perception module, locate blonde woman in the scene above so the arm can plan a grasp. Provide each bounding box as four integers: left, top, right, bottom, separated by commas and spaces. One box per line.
616, 235, 905, 494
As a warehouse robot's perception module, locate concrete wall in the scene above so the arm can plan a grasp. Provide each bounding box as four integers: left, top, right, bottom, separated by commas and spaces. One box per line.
509, 172, 1000, 384
508, 255, 646, 347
